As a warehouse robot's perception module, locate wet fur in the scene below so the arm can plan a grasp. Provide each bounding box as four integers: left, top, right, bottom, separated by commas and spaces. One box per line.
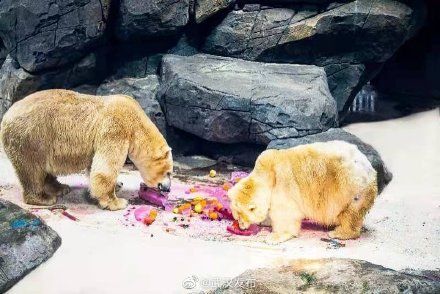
1, 89, 173, 210
228, 141, 377, 244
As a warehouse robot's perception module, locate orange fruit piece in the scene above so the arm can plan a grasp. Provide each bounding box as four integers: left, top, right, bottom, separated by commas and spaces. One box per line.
222, 183, 231, 191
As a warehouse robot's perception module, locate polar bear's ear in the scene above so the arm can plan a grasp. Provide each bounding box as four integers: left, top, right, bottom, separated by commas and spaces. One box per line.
155, 147, 172, 160
164, 147, 172, 158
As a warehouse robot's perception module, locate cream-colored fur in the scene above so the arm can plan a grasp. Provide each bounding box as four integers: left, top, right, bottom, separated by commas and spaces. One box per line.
228, 141, 377, 244
0, 89, 173, 210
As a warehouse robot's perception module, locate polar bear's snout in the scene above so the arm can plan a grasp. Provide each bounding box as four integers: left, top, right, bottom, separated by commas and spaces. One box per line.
157, 173, 171, 192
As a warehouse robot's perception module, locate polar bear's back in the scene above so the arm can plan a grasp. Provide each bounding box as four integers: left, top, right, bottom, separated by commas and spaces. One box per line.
0, 89, 142, 175
291, 140, 376, 188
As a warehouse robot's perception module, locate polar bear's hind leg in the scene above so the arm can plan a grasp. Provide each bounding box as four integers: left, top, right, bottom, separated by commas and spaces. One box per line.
329, 182, 377, 240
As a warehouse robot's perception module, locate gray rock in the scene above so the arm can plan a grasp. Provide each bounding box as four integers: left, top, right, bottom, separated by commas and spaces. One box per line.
112, 54, 164, 79
174, 155, 217, 170
213, 258, 439, 293
96, 76, 166, 135
0, 53, 105, 121
0, 199, 61, 293
158, 54, 337, 145
168, 34, 199, 57
116, 0, 190, 41
195, 0, 235, 23
0, 0, 111, 72
72, 84, 98, 95
268, 128, 392, 193
203, 0, 425, 113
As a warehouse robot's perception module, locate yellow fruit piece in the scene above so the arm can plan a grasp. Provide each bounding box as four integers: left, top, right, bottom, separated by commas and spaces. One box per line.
209, 212, 218, 220
149, 209, 158, 219
209, 170, 216, 177
172, 208, 179, 214
194, 196, 204, 201
194, 203, 203, 213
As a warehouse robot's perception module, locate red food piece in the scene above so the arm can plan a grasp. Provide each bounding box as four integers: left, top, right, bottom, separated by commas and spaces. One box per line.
139, 184, 167, 207
218, 208, 234, 220
227, 220, 260, 236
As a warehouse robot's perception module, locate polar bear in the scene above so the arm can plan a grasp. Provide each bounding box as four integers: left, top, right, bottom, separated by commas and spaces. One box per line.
1, 89, 173, 210
228, 141, 377, 244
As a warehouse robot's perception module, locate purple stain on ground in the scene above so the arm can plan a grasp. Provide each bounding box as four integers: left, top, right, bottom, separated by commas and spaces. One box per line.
301, 220, 331, 232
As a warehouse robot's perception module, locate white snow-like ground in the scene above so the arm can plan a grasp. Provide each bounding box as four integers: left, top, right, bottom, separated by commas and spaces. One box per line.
1, 109, 439, 294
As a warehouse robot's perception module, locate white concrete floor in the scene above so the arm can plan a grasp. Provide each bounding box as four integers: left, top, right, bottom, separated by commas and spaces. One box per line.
1, 109, 439, 294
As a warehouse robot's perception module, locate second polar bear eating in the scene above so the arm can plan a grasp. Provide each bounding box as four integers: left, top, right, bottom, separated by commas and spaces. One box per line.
228, 141, 377, 244
1, 89, 173, 210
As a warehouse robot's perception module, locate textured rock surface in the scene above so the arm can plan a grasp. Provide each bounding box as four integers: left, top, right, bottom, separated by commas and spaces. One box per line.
0, 0, 111, 72
0, 199, 61, 293
195, 0, 235, 23
214, 258, 440, 293
116, 0, 190, 41
0, 53, 105, 120
158, 54, 337, 144
203, 0, 425, 113
96, 75, 166, 134
268, 128, 392, 192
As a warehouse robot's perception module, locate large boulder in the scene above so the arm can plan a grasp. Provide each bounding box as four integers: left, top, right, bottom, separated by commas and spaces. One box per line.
194, 0, 235, 23
0, 199, 61, 293
158, 54, 337, 145
0, 53, 105, 121
116, 0, 190, 41
203, 0, 425, 113
214, 258, 440, 293
268, 128, 392, 192
0, 0, 111, 73
96, 76, 166, 135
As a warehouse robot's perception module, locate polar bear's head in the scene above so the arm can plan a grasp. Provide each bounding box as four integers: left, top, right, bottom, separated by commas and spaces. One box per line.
130, 133, 173, 192
228, 176, 271, 229
137, 145, 173, 192
228, 150, 277, 229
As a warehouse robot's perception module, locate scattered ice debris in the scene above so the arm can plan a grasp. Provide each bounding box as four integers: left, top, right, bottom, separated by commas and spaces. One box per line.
320, 238, 346, 249
227, 220, 261, 236
30, 204, 79, 221
126, 171, 276, 242
134, 206, 157, 226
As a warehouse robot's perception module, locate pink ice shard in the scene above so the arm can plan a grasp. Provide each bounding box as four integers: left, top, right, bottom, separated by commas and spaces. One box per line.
139, 183, 167, 208
227, 220, 260, 236
134, 206, 151, 221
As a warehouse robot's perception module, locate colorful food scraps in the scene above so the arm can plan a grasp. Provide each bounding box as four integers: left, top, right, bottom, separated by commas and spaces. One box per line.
131, 171, 269, 240
134, 206, 158, 226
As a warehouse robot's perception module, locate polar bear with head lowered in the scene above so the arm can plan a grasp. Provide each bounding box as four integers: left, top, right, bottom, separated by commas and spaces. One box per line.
1, 89, 173, 210
228, 141, 377, 244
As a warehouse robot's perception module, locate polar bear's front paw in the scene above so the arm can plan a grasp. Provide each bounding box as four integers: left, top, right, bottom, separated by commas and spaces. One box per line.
265, 232, 295, 245
100, 197, 128, 211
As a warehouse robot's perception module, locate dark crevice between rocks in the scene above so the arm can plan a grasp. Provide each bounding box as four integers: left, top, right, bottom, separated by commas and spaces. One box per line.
167, 127, 265, 167
0, 38, 6, 68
